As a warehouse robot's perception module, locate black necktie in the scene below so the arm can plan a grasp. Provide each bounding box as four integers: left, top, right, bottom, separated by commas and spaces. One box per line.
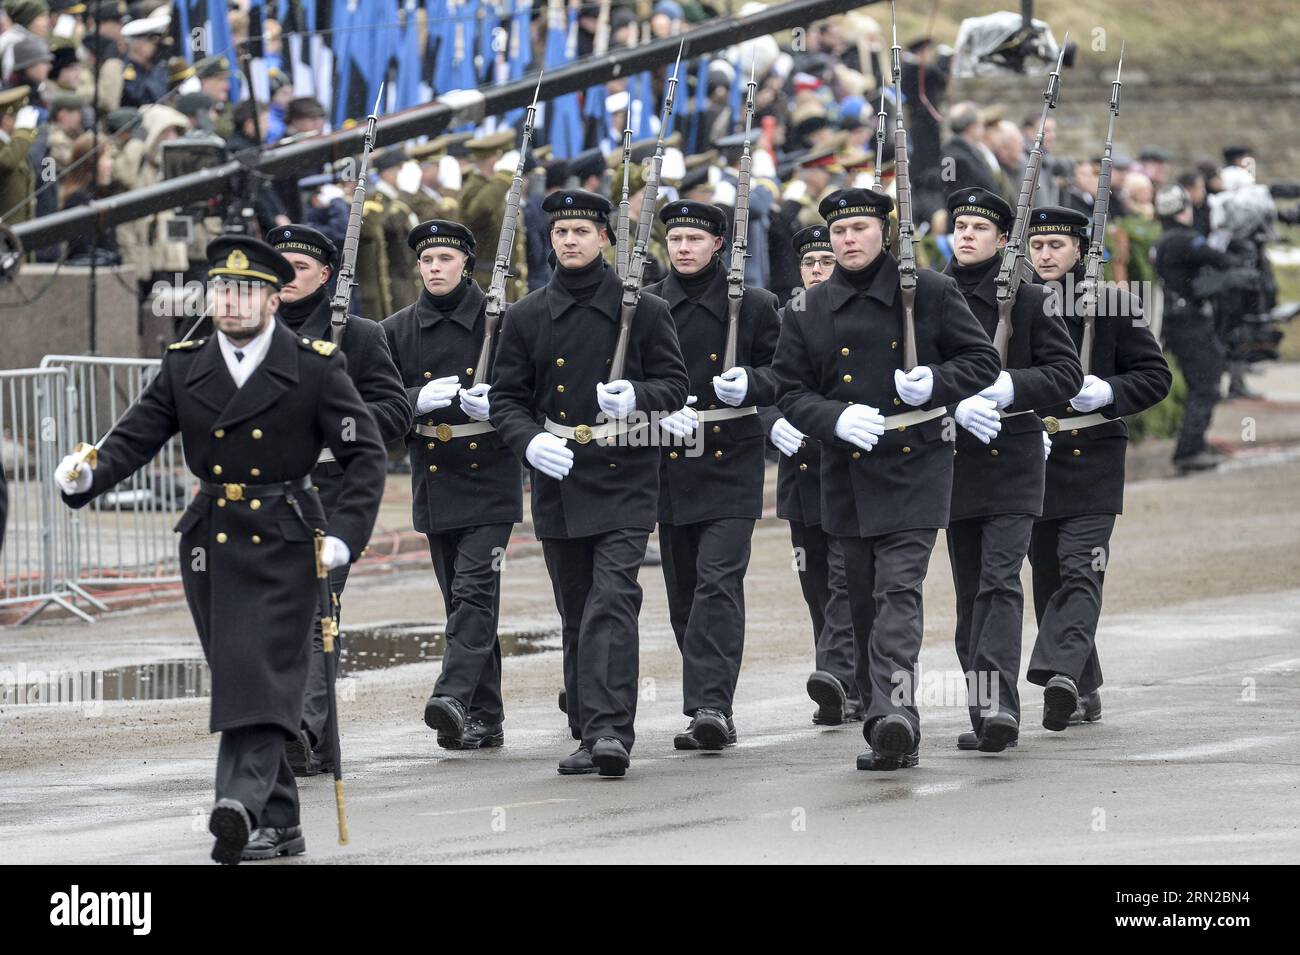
234, 350, 245, 363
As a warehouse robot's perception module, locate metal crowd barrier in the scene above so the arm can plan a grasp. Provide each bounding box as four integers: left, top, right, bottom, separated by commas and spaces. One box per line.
0, 366, 85, 623
35, 355, 198, 618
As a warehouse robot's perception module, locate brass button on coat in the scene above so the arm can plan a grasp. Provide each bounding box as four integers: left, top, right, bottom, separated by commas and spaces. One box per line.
250, 500, 261, 510
902, 446, 912, 453
712, 425, 720, 433
216, 498, 226, 508
990, 449, 999, 456
714, 450, 723, 459
429, 465, 438, 472
556, 384, 565, 393
841, 347, 849, 356
424, 371, 432, 379
669, 451, 678, 460
468, 442, 478, 450
556, 358, 565, 367
216, 532, 228, 543
251, 429, 263, 439
214, 429, 225, 438
251, 535, 261, 544
212, 465, 223, 476
799, 463, 808, 471
1073, 449, 1082, 456
852, 451, 861, 460
709, 353, 718, 361
842, 374, 852, 383
427, 442, 435, 450
250, 468, 261, 477
893, 398, 902, 406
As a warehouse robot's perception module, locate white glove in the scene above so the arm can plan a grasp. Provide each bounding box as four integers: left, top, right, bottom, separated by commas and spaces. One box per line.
1069, 375, 1114, 413
768, 417, 805, 457
416, 375, 461, 414
660, 395, 698, 439
458, 383, 491, 421
526, 431, 574, 480
54, 453, 93, 494
712, 366, 748, 407
953, 395, 1001, 444
894, 365, 934, 407
14, 106, 39, 131
1042, 430, 1052, 461
320, 536, 351, 570
596, 379, 637, 419
978, 370, 1015, 410
834, 404, 886, 452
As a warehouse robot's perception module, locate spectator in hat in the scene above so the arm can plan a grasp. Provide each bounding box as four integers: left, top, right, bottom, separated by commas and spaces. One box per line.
270, 97, 326, 221
6, 34, 52, 87
1138, 147, 1171, 190
119, 12, 170, 108
60, 129, 120, 264
986, 118, 1024, 204
45, 91, 85, 168
651, 0, 684, 38
1064, 158, 1099, 217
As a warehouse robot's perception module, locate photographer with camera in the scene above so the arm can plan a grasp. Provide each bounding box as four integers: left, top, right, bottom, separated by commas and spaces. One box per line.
1154, 183, 1234, 473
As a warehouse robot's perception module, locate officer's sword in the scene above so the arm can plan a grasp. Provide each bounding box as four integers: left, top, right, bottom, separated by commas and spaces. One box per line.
314, 531, 349, 845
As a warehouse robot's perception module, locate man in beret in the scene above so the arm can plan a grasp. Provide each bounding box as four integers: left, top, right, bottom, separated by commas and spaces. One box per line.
1025, 205, 1171, 730
381, 219, 523, 751
771, 187, 1000, 770
763, 224, 861, 726
941, 187, 1082, 753
269, 224, 410, 775
640, 200, 781, 751
491, 189, 688, 777
53, 235, 387, 863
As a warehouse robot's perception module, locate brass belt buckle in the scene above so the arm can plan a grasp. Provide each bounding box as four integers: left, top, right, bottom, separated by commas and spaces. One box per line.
1043, 416, 1060, 435
573, 424, 593, 445
224, 483, 244, 501
435, 423, 454, 442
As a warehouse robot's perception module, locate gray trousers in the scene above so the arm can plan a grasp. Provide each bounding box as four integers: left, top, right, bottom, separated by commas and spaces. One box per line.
429, 524, 512, 724
790, 520, 857, 701
947, 513, 1035, 730
839, 528, 939, 740
543, 528, 648, 751
659, 517, 755, 717
1028, 513, 1116, 694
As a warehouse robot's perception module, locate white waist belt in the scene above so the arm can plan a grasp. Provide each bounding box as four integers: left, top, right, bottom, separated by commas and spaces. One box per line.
413, 420, 497, 441
999, 409, 1034, 419
695, 406, 757, 422
543, 417, 649, 445
1042, 412, 1110, 434
881, 406, 948, 429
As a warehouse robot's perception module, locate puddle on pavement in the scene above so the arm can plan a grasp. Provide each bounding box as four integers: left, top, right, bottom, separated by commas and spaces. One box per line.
2, 623, 560, 704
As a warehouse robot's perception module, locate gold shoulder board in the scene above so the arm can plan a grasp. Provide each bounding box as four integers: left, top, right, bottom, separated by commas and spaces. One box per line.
167, 338, 203, 350
308, 339, 338, 357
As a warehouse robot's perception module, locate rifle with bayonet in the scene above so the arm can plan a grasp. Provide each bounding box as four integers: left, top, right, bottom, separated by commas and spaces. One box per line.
890, 1, 918, 370
992, 39, 1068, 365
473, 74, 542, 387
609, 38, 684, 381
329, 86, 385, 346
1077, 45, 1123, 377
615, 120, 634, 280
872, 89, 887, 192
722, 56, 757, 370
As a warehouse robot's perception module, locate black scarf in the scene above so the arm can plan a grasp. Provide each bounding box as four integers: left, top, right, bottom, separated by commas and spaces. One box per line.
948, 252, 1000, 294
554, 255, 607, 305
424, 277, 470, 314
277, 285, 326, 332
672, 255, 721, 301
840, 249, 888, 292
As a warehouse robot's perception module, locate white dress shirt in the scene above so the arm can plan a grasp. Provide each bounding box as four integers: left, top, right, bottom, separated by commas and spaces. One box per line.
217, 320, 276, 389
